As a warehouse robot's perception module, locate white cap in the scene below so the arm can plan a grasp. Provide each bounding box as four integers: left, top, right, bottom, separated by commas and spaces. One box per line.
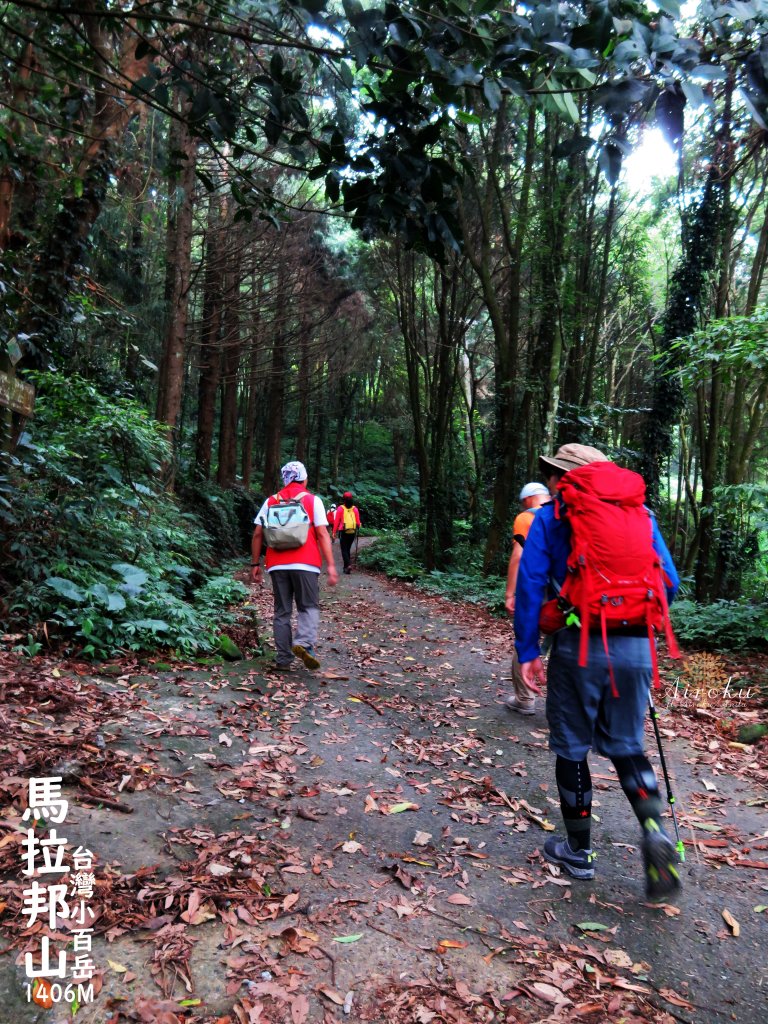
519, 482, 549, 501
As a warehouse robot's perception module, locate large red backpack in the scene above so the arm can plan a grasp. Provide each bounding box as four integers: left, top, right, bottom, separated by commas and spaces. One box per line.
549, 462, 680, 693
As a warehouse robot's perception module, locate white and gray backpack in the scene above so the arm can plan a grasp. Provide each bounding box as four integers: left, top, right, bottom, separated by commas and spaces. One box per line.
261, 492, 312, 550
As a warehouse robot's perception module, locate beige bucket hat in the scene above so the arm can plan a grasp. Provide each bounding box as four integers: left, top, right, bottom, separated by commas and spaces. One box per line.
538, 443, 609, 475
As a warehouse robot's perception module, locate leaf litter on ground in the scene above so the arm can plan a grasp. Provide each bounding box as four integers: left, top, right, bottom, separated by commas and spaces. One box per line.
1, 573, 766, 1023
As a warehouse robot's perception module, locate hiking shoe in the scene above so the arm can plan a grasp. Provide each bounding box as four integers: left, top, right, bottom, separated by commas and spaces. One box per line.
642, 819, 681, 900
292, 644, 321, 670
504, 694, 536, 716
272, 662, 296, 673
543, 837, 595, 879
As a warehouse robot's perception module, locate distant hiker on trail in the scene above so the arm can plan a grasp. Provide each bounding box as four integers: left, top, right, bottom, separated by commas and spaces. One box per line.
327, 503, 337, 533
333, 491, 361, 575
251, 461, 338, 672
504, 481, 551, 715
514, 443, 682, 900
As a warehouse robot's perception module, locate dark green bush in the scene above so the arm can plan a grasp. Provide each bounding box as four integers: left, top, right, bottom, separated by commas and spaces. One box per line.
356, 531, 423, 580
178, 481, 258, 555
670, 599, 768, 650
420, 568, 506, 612
1, 373, 248, 658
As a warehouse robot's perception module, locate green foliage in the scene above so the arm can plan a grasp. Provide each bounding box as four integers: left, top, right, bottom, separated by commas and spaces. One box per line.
196, 573, 250, 613
420, 567, 506, 613
12, 634, 43, 658
668, 307, 768, 389
356, 531, 423, 580
710, 482, 768, 600
1, 373, 248, 658
670, 599, 768, 650
318, 0, 713, 255
357, 533, 506, 612
329, 482, 420, 531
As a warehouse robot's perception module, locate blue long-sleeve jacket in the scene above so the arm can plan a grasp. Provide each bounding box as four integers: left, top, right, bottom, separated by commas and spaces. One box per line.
513, 500, 680, 664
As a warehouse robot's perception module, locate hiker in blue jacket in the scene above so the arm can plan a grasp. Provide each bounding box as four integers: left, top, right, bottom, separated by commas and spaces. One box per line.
514, 443, 682, 900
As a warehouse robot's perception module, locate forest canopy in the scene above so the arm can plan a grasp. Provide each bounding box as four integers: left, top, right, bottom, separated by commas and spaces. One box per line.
2, 0, 768, 655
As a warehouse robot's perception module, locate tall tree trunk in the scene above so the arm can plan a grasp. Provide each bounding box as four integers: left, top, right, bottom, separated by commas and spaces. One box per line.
745, 206, 768, 315
0, 42, 37, 252
697, 76, 734, 599
391, 248, 430, 502
392, 427, 408, 489
194, 195, 226, 479
18, 19, 149, 364
241, 311, 261, 491
155, 109, 196, 478
581, 183, 618, 409
695, 370, 723, 600
537, 116, 571, 452
262, 275, 287, 494
312, 368, 327, 489
423, 268, 462, 569
561, 126, 600, 413
120, 104, 151, 386
474, 106, 536, 573
295, 313, 311, 461
216, 278, 242, 487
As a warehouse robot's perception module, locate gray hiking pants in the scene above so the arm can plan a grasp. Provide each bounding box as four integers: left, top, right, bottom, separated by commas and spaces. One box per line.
269, 569, 320, 664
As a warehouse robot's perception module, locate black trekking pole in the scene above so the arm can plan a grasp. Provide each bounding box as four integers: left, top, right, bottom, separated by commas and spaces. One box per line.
648, 694, 685, 862
353, 528, 360, 570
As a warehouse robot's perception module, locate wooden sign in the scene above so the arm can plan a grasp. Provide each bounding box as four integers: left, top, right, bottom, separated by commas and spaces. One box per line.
0, 370, 35, 417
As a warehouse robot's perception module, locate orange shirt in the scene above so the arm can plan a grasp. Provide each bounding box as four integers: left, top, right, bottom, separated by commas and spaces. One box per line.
512, 508, 536, 547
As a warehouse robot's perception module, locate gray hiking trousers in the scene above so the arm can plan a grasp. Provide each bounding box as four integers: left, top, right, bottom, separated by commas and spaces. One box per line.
269, 569, 320, 664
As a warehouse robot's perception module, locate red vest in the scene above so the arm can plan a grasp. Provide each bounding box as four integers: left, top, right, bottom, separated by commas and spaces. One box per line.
264, 484, 321, 570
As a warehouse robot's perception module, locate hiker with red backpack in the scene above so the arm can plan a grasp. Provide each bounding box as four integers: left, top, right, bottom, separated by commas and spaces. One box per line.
251, 461, 338, 672
514, 443, 682, 900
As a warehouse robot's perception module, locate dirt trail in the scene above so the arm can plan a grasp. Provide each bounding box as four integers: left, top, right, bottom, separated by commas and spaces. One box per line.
1, 549, 766, 1024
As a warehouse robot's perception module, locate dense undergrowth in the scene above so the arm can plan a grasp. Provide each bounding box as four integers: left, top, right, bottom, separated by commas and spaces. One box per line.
1, 374, 254, 659
669, 598, 768, 650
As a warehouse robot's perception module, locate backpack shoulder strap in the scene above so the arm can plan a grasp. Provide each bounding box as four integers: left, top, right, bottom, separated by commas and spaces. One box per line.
297, 491, 315, 521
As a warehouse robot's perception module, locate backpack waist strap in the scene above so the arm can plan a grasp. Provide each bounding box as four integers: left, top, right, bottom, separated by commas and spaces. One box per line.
578, 625, 648, 638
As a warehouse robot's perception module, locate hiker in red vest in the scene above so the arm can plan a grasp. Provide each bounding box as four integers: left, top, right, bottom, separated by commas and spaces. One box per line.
251, 461, 338, 672
514, 443, 682, 900
333, 492, 361, 575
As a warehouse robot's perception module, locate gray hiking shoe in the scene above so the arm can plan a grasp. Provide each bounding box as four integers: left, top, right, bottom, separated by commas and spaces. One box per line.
504, 694, 536, 716
642, 819, 682, 900
543, 836, 595, 879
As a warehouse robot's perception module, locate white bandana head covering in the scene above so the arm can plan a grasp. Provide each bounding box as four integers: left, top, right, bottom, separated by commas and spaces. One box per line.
281, 460, 307, 486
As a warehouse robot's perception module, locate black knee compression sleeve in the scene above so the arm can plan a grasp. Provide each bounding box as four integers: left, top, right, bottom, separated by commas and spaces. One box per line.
555, 756, 592, 850
611, 754, 662, 825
